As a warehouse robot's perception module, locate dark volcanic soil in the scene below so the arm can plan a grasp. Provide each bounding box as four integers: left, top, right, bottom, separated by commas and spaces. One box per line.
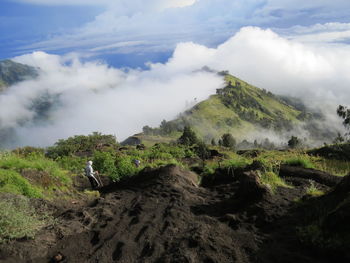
0, 164, 348, 263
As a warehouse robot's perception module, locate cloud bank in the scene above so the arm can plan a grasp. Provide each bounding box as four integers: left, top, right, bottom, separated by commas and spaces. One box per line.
2, 26, 349, 147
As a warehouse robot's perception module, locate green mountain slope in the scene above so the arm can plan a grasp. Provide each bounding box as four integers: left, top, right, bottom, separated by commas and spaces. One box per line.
0, 60, 38, 91
130, 73, 325, 146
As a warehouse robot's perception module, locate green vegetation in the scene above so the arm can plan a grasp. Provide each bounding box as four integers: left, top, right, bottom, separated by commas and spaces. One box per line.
178, 126, 198, 145
0, 151, 73, 199
46, 132, 118, 159
308, 143, 350, 161
0, 169, 42, 198
0, 196, 50, 243
284, 157, 315, 169
133, 73, 335, 148
304, 181, 324, 197
0, 152, 72, 185
337, 105, 350, 130
258, 171, 290, 192
288, 136, 301, 149
297, 195, 350, 255
220, 133, 236, 149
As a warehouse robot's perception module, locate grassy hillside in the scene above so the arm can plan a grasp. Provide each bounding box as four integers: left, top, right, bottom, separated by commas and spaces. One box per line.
133, 73, 317, 146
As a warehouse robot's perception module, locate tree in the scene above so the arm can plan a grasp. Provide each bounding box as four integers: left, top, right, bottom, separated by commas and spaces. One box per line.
288, 136, 301, 149
196, 141, 211, 166
337, 105, 350, 141
211, 138, 216, 146
221, 133, 236, 149
337, 105, 350, 127
218, 139, 223, 146
142, 125, 153, 135
333, 132, 345, 144
178, 126, 198, 146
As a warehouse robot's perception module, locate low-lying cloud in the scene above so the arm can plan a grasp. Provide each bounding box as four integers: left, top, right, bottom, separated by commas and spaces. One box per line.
1, 51, 222, 147
2, 26, 349, 147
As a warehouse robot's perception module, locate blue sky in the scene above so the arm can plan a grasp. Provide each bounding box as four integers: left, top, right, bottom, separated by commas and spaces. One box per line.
2, 0, 350, 68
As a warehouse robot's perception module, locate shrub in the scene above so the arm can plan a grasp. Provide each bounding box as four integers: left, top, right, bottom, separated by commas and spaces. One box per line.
114, 155, 139, 181
202, 164, 216, 175
178, 126, 198, 146
221, 133, 236, 149
46, 132, 118, 159
56, 155, 87, 174
0, 196, 47, 243
288, 136, 301, 149
12, 147, 45, 158
195, 141, 211, 161
93, 151, 117, 179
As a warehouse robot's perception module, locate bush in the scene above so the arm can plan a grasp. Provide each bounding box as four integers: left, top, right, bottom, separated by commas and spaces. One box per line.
46, 132, 118, 159
195, 141, 211, 161
178, 126, 198, 146
56, 155, 87, 174
93, 151, 117, 179
288, 136, 301, 149
114, 155, 139, 181
12, 147, 45, 158
221, 133, 236, 149
0, 196, 47, 243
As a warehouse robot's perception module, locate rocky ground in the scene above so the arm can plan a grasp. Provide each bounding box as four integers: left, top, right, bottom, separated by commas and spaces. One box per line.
0, 164, 349, 263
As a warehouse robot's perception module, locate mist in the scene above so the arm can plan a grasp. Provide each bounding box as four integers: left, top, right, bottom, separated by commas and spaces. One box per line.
1, 51, 223, 147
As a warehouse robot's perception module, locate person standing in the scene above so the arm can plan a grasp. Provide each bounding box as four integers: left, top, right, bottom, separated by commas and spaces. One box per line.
85, 161, 100, 189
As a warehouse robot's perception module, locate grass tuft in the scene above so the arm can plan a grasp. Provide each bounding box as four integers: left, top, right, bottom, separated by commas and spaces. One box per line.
305, 180, 324, 197
258, 171, 291, 192
284, 157, 315, 169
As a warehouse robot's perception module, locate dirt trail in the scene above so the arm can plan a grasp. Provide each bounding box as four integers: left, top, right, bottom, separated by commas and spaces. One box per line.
0, 164, 347, 263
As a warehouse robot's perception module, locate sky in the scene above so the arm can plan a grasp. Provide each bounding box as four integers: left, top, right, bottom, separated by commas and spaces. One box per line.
1, 0, 350, 146
2, 0, 350, 67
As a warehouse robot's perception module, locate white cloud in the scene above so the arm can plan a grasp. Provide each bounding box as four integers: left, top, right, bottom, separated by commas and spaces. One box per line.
281, 23, 350, 44
3, 26, 350, 146
1, 51, 222, 146
156, 26, 350, 107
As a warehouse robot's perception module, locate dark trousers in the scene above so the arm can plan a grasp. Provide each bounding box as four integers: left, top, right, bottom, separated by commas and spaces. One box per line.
88, 176, 99, 189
